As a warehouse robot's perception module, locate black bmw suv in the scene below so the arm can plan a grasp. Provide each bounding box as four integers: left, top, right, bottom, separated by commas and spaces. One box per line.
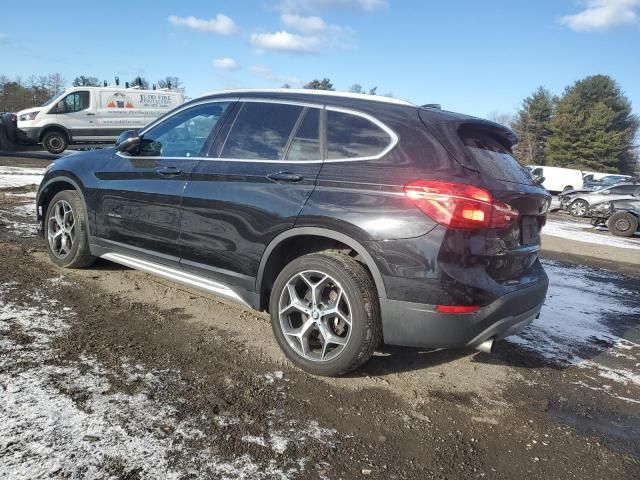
37, 89, 550, 376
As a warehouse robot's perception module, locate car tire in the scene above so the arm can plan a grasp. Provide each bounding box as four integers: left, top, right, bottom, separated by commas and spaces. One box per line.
42, 131, 68, 154
569, 199, 589, 217
562, 185, 574, 193
269, 251, 381, 376
44, 190, 96, 268
607, 211, 638, 237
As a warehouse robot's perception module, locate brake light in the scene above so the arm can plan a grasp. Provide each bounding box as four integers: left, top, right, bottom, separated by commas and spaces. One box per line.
436, 305, 480, 314
403, 180, 519, 230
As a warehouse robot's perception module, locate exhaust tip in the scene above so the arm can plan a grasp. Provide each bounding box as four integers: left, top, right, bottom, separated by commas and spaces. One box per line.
476, 339, 495, 354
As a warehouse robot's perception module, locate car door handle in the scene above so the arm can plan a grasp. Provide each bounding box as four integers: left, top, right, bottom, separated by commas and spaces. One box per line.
156, 166, 183, 177
267, 172, 303, 183
86, 113, 96, 116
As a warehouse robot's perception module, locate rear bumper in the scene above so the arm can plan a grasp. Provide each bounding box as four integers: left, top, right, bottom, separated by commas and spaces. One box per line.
380, 274, 549, 349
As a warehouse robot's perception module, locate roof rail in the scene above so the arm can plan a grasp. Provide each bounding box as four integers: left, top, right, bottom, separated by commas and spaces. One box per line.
202, 88, 415, 107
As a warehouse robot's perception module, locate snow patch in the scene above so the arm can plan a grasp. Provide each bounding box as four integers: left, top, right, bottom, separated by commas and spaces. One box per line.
510, 261, 640, 395
543, 219, 640, 250
0, 166, 45, 189
0, 281, 337, 478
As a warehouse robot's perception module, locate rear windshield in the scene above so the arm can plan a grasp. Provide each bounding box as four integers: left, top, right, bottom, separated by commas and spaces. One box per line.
459, 127, 533, 185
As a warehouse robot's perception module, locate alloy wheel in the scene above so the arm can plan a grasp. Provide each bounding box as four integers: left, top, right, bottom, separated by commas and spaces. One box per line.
47, 200, 76, 258
571, 201, 587, 216
278, 270, 352, 362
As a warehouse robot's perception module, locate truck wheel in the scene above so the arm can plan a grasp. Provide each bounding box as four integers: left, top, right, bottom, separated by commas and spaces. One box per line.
607, 212, 638, 237
562, 185, 574, 193
44, 190, 96, 268
269, 251, 381, 376
569, 199, 588, 217
42, 131, 68, 154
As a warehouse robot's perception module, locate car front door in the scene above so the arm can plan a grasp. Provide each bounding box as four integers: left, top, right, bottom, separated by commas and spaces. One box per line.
50, 90, 95, 140
179, 100, 324, 289
94, 101, 234, 264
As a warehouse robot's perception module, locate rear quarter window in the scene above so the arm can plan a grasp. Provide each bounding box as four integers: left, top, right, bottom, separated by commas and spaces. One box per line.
459, 127, 533, 185
327, 110, 392, 160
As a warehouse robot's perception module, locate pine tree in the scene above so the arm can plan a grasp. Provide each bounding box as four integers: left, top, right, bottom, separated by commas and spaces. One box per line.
546, 75, 638, 173
511, 87, 556, 165
303, 78, 334, 91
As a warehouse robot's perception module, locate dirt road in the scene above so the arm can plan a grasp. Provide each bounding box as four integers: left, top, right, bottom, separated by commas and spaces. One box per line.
1, 162, 639, 479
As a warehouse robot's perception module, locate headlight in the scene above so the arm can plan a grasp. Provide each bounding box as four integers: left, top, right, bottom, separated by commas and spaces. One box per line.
19, 111, 39, 121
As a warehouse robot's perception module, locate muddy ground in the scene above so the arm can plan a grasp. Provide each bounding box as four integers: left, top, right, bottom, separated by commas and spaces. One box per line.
0, 158, 639, 479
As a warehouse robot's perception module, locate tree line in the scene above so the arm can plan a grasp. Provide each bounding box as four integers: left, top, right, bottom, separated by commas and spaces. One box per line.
0, 74, 184, 113
506, 75, 638, 175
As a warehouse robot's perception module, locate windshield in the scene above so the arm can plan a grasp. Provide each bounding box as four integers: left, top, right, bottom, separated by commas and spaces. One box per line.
41, 94, 60, 107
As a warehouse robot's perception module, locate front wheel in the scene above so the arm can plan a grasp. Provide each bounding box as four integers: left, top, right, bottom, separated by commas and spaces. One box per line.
45, 190, 96, 268
269, 251, 381, 376
608, 211, 638, 237
42, 131, 68, 154
570, 199, 589, 217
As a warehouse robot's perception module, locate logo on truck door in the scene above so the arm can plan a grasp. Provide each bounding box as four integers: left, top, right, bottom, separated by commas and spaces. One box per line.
106, 93, 134, 109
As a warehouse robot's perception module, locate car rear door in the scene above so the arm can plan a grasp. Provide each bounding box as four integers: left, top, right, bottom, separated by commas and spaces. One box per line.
179, 99, 323, 289
94, 101, 234, 264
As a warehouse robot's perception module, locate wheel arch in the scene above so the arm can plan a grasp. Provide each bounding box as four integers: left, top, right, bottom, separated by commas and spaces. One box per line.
37, 176, 90, 236
256, 227, 387, 311
39, 124, 72, 142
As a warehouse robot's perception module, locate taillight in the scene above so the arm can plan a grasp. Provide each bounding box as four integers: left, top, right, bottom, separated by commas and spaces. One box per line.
403, 180, 519, 230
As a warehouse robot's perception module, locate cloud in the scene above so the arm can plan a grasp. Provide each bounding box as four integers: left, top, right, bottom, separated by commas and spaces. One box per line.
278, 0, 386, 12
0, 33, 8, 44
249, 65, 302, 86
281, 13, 327, 32
213, 57, 240, 71
251, 31, 322, 53
561, 0, 640, 31
168, 14, 237, 35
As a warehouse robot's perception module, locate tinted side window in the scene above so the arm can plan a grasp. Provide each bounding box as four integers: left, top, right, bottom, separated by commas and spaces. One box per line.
222, 102, 303, 160
285, 108, 321, 161
139, 102, 230, 157
327, 110, 391, 159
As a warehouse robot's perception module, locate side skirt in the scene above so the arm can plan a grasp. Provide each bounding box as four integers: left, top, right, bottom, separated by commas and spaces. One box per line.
101, 252, 254, 308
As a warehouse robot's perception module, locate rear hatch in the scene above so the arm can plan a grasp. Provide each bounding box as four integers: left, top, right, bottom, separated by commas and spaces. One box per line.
419, 109, 551, 285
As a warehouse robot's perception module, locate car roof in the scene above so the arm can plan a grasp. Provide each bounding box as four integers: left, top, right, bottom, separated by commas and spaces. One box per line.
201, 88, 415, 107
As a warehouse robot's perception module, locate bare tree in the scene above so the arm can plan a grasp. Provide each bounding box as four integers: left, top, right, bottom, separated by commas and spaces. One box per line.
487, 111, 515, 127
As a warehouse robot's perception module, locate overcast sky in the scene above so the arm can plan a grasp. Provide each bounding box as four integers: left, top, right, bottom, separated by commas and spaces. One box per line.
1, 0, 639, 118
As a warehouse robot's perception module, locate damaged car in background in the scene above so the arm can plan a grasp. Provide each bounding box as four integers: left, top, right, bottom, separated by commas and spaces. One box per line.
559, 182, 640, 217
589, 198, 640, 237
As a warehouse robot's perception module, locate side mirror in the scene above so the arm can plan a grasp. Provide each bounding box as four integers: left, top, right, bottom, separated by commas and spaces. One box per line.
55, 100, 66, 113
533, 175, 545, 186
115, 130, 141, 153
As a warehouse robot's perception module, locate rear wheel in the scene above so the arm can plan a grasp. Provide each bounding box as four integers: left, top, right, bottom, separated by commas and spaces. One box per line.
607, 211, 638, 237
562, 185, 574, 193
569, 199, 589, 217
269, 251, 381, 376
42, 130, 68, 154
45, 190, 96, 268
